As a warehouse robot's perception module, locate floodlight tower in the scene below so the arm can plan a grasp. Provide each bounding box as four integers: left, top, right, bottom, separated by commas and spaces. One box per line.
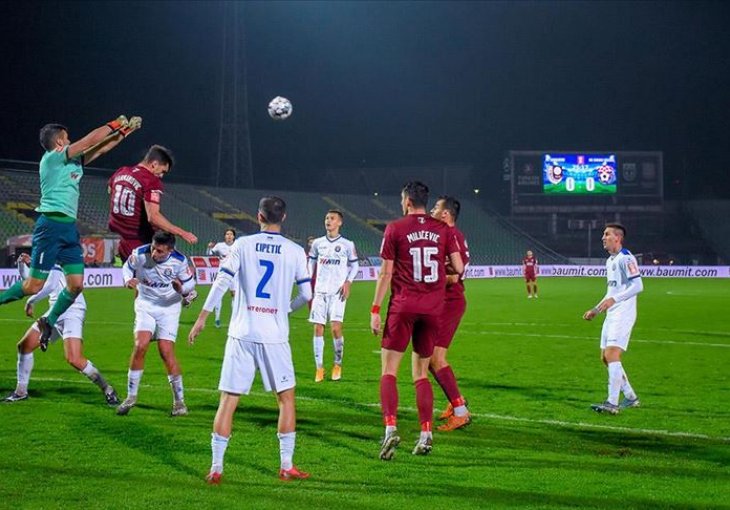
215, 1, 254, 188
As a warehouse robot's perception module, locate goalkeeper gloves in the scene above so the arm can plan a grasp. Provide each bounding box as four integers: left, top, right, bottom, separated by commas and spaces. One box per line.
120, 116, 143, 137
106, 115, 129, 131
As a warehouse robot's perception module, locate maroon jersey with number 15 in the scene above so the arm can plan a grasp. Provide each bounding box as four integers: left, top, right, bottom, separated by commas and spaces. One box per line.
108, 165, 163, 242
380, 214, 461, 315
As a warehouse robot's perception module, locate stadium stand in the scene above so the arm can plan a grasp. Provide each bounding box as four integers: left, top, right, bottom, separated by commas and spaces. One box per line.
686, 201, 730, 264
0, 163, 570, 265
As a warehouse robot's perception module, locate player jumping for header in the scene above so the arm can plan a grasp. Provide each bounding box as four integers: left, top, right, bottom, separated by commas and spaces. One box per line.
108, 144, 198, 262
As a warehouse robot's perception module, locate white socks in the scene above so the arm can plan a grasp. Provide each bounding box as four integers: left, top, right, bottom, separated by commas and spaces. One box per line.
214, 304, 221, 321
211, 432, 230, 474
277, 431, 296, 470
315, 336, 345, 367
16, 352, 34, 394
127, 369, 143, 398
168, 374, 185, 403
333, 337, 344, 365
81, 360, 109, 390
313, 336, 324, 369
621, 367, 637, 401
607, 362, 623, 406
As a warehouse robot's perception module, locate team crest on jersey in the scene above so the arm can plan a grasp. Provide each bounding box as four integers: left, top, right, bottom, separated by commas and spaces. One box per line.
163, 268, 174, 278
418, 217, 425, 224
335, 246, 341, 252
612, 263, 617, 270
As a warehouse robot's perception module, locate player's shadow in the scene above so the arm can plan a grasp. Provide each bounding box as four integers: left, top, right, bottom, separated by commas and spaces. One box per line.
76, 414, 200, 478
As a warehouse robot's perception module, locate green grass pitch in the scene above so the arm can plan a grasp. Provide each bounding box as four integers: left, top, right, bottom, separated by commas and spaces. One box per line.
1, 278, 729, 509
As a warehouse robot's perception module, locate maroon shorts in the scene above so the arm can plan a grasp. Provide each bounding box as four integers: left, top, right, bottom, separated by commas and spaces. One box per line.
435, 298, 467, 349
524, 272, 536, 282
382, 311, 440, 358
119, 238, 145, 262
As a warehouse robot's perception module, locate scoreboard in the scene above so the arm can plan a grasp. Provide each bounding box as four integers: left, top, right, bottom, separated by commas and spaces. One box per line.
509, 151, 663, 213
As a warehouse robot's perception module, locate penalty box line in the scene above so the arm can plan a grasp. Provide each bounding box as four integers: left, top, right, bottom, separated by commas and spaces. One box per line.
20, 376, 730, 444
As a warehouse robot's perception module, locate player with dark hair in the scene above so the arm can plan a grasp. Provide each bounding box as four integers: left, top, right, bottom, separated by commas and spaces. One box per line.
308, 209, 359, 382
0, 116, 141, 351
207, 228, 238, 328
523, 250, 539, 298
117, 231, 196, 417
429, 195, 471, 431
108, 144, 197, 262
370, 181, 464, 460
190, 195, 313, 483
583, 223, 643, 414
3, 254, 119, 405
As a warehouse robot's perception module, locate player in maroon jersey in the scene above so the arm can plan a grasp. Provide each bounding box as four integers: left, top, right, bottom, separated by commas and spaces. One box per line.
523, 250, 538, 298
108, 145, 197, 261
428, 196, 472, 431
370, 181, 464, 460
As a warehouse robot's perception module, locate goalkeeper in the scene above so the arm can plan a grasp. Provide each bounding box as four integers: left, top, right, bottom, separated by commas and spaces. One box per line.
0, 116, 142, 351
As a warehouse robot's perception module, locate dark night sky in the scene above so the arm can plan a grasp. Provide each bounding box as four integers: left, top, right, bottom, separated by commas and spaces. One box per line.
1, 1, 729, 198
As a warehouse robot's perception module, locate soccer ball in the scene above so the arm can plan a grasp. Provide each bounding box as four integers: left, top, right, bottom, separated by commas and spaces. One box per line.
268, 96, 293, 121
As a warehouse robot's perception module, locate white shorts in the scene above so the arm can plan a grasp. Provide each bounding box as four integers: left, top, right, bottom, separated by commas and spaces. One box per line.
308, 293, 346, 324
32, 309, 85, 343
600, 312, 636, 351
218, 338, 296, 395
134, 302, 182, 342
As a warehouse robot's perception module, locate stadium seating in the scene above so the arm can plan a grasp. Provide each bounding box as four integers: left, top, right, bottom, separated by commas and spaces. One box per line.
0, 165, 568, 264
686, 201, 730, 263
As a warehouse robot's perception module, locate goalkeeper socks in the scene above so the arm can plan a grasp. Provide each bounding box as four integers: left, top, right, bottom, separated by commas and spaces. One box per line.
607, 361, 623, 406
16, 352, 34, 394
46, 288, 78, 327
333, 337, 344, 365
414, 378, 434, 431
0, 281, 26, 305
380, 374, 398, 427
313, 336, 324, 368
81, 360, 109, 390
277, 431, 296, 470
211, 432, 230, 473
621, 368, 637, 400
127, 369, 143, 398
168, 374, 185, 402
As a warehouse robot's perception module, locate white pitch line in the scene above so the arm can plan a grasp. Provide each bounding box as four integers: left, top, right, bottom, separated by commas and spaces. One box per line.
346, 326, 730, 348
1, 318, 727, 348
471, 330, 730, 348
16, 376, 730, 443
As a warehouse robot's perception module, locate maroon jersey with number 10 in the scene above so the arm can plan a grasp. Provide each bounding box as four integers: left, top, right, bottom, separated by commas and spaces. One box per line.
108, 165, 163, 242
380, 214, 461, 315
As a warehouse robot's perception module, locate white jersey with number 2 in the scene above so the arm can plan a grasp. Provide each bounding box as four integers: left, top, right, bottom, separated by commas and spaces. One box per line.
218, 231, 310, 344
